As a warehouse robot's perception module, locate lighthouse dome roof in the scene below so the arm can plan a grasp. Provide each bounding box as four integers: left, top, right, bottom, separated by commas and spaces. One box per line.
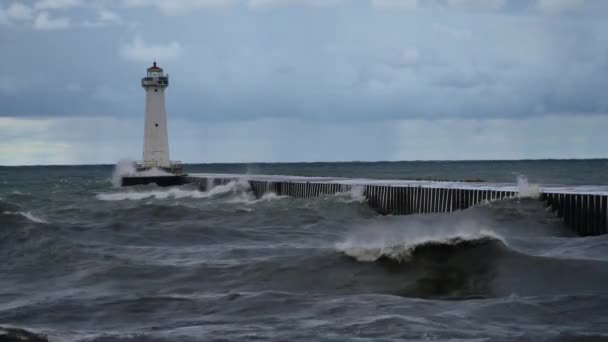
147, 61, 163, 71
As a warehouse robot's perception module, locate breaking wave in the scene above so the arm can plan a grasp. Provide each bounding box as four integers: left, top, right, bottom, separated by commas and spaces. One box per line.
97, 179, 252, 201
337, 230, 505, 263
98, 179, 366, 206
98, 188, 209, 201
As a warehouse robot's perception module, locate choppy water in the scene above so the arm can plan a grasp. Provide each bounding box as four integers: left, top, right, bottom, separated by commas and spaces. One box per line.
1, 161, 608, 341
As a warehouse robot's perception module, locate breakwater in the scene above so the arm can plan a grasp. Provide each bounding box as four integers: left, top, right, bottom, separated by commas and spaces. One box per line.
122, 173, 608, 236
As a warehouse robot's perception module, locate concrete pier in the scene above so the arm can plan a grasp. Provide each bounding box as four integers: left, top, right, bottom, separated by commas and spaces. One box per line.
122, 172, 608, 236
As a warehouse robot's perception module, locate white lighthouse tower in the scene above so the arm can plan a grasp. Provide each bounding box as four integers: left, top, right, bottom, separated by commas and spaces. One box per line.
140, 61, 178, 172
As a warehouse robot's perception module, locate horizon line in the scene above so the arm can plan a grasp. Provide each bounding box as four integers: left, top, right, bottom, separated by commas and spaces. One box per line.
1, 157, 607, 168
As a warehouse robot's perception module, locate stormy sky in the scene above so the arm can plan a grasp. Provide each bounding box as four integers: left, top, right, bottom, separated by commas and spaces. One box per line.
1, 0, 607, 165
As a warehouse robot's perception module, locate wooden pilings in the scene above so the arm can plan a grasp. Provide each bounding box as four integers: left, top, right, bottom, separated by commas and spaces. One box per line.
365, 186, 516, 216
542, 192, 608, 236
187, 176, 518, 215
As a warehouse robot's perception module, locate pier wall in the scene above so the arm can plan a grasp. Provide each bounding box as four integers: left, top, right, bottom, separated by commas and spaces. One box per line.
184, 175, 608, 236
541, 192, 608, 236
186, 176, 516, 215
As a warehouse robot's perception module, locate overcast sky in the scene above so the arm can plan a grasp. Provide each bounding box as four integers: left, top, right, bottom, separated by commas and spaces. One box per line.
1, 0, 607, 165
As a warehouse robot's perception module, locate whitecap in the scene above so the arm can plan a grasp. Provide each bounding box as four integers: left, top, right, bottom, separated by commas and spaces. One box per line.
336, 229, 505, 263
2, 211, 48, 224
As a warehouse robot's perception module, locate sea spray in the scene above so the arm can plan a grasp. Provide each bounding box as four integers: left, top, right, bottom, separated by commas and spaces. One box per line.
206, 178, 216, 191
337, 185, 366, 203
517, 174, 540, 199
111, 159, 137, 188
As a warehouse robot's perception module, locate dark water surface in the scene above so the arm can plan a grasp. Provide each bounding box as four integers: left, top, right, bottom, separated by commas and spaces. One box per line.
1, 161, 608, 341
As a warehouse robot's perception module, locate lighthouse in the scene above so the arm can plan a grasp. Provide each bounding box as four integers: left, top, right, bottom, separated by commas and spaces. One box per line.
120, 61, 185, 185
140, 61, 176, 172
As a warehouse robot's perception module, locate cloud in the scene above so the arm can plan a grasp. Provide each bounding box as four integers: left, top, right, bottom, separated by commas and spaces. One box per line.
1, 0, 607, 125
536, 0, 585, 14
370, 0, 418, 10
4, 3, 34, 21
33, 11, 71, 30
0, 2, 34, 26
446, 0, 505, 11
122, 0, 236, 13
0, 77, 23, 95
248, 0, 343, 7
396, 48, 420, 67
83, 9, 122, 27
119, 37, 182, 63
1, 1, 122, 29
66, 83, 82, 92
99, 10, 121, 23
432, 22, 471, 40
432, 70, 494, 89
34, 0, 84, 10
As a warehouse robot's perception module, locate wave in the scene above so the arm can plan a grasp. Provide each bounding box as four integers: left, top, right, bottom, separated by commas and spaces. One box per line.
0, 326, 48, 342
97, 180, 251, 201
1, 211, 48, 224
336, 230, 506, 263
0, 198, 20, 212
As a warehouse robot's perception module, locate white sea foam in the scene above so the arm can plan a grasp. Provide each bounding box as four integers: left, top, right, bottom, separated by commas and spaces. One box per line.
2, 211, 48, 224
97, 179, 251, 201
222, 181, 292, 204
98, 188, 211, 201
258, 192, 288, 202
517, 174, 540, 199
240, 192, 288, 205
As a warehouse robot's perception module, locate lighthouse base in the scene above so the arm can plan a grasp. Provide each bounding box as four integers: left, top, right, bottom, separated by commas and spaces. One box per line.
136, 162, 183, 175
121, 175, 189, 187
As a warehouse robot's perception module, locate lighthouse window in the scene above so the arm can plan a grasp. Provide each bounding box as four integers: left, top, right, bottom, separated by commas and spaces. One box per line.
154, 89, 158, 92
155, 123, 159, 127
